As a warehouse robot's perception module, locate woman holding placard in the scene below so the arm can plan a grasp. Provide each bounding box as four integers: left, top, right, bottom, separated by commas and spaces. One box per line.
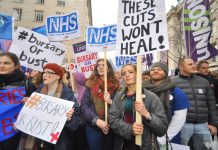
108, 64, 168, 150
18, 63, 80, 150
81, 58, 120, 150
0, 52, 35, 150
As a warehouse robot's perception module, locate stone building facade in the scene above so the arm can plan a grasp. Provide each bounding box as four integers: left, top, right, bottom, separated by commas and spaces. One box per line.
0, 0, 92, 63
158, 0, 218, 73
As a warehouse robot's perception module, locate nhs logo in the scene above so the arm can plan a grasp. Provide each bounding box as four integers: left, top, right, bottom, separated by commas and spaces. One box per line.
46, 12, 81, 41
115, 56, 137, 67
86, 25, 117, 52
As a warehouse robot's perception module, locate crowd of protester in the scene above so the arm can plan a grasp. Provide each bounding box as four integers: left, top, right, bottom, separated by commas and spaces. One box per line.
1, 52, 218, 150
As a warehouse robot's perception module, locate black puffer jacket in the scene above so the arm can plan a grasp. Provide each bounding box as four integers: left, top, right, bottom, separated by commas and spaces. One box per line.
172, 74, 218, 126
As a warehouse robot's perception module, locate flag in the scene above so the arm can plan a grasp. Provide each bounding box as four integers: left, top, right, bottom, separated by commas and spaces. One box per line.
0, 39, 12, 53
32, 25, 47, 36
0, 14, 13, 40
183, 0, 218, 62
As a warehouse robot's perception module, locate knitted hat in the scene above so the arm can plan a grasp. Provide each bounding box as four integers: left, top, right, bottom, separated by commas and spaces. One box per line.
43, 63, 64, 79
74, 72, 86, 86
150, 62, 168, 74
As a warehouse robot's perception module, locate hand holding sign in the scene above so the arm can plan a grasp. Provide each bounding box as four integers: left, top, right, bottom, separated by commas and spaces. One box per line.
15, 92, 74, 144
66, 108, 74, 121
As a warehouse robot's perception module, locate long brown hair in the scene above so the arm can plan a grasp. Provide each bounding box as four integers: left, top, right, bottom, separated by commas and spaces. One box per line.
86, 58, 120, 90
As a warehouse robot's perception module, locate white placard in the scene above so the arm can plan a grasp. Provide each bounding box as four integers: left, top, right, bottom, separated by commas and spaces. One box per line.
15, 92, 74, 144
171, 143, 190, 150
73, 41, 98, 78
9, 27, 66, 71
116, 0, 169, 56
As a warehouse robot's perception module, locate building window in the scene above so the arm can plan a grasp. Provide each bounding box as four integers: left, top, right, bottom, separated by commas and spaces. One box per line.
13, 8, 22, 20
36, 0, 45, 4
56, 12, 62, 15
13, 0, 23, 3
34, 10, 43, 22
57, 0, 65, 6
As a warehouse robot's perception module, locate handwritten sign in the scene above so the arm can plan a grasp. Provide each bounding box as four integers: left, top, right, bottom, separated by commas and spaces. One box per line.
73, 41, 98, 78
9, 27, 66, 71
86, 25, 117, 52
116, 0, 169, 56
0, 87, 25, 142
46, 12, 81, 41
15, 92, 74, 144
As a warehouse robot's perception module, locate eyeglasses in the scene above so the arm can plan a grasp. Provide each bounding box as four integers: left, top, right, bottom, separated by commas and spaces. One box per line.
42, 71, 57, 75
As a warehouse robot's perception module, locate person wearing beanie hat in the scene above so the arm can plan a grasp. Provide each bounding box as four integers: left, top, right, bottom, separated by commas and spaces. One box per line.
143, 61, 189, 147
43, 63, 64, 79
150, 62, 168, 75
18, 63, 81, 150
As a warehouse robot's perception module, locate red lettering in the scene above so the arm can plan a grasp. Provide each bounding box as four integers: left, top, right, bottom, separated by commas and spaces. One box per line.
81, 64, 95, 73
1, 118, 14, 135
12, 89, 25, 104
7, 91, 13, 104
0, 92, 7, 105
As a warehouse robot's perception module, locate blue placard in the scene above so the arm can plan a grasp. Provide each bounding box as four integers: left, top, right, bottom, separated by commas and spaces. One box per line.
87, 25, 117, 44
32, 25, 47, 36
115, 56, 137, 67
46, 12, 79, 34
0, 87, 25, 142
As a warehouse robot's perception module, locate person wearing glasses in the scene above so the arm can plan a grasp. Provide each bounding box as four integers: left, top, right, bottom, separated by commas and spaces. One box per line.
109, 64, 168, 150
0, 52, 35, 150
18, 63, 80, 150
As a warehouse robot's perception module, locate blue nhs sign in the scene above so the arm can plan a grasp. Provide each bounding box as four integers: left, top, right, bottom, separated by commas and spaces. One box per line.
87, 25, 117, 44
115, 56, 137, 67
47, 12, 78, 33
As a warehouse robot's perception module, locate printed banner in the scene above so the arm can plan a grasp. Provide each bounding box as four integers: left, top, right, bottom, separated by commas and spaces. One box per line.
9, 27, 66, 71
15, 92, 74, 144
115, 53, 153, 68
46, 12, 81, 41
86, 24, 117, 52
0, 87, 25, 142
184, 0, 218, 62
73, 41, 98, 78
116, 0, 169, 56
0, 14, 13, 40
115, 56, 137, 67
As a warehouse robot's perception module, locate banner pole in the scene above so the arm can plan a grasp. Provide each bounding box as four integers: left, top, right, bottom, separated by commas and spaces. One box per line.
135, 55, 142, 146
104, 48, 108, 123
65, 44, 75, 92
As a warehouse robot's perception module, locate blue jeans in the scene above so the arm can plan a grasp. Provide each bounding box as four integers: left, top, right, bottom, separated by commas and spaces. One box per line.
86, 126, 114, 150
181, 123, 212, 148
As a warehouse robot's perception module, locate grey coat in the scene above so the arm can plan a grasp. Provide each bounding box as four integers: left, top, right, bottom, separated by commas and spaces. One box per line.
109, 88, 168, 150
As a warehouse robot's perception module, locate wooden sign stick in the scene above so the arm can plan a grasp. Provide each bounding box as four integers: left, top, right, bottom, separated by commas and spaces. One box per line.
104, 50, 108, 123
135, 55, 142, 146
66, 46, 75, 92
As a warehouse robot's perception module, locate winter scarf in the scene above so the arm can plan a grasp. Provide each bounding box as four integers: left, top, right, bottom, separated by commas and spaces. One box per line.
87, 77, 118, 120
143, 77, 175, 120
40, 82, 63, 98
0, 69, 25, 88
